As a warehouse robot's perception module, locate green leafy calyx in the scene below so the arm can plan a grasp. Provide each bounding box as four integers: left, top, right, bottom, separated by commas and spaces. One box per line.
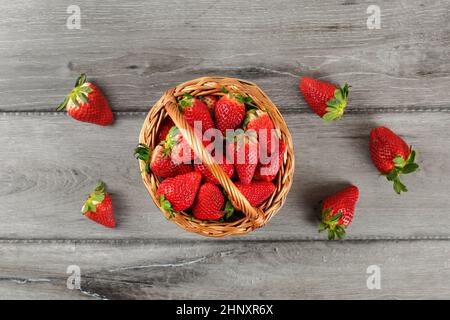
56, 73, 93, 111
178, 93, 193, 111
81, 181, 106, 214
160, 195, 175, 219
322, 83, 350, 122
134, 143, 152, 173
223, 200, 235, 220
163, 126, 180, 155
384, 147, 419, 194
318, 207, 346, 240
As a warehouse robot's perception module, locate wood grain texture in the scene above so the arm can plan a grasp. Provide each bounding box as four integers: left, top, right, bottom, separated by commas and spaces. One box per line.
0, 0, 449, 112
1, 112, 448, 240
1, 240, 450, 299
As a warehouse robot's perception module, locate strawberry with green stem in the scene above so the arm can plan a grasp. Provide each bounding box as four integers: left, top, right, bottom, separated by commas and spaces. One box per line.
192, 183, 226, 221
178, 93, 215, 133
57, 73, 114, 126
299, 77, 350, 122
156, 171, 202, 218
215, 87, 252, 134
318, 185, 359, 240
370, 126, 419, 194
134, 143, 192, 178
82, 181, 115, 228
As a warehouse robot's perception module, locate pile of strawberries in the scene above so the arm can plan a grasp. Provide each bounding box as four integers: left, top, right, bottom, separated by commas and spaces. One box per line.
135, 89, 284, 221
57, 74, 420, 241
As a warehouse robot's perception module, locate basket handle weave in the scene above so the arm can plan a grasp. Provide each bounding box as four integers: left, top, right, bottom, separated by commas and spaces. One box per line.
162, 88, 265, 226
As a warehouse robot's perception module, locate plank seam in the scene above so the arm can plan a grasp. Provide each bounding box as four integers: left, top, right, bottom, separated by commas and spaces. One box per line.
2, 237, 450, 244
1, 106, 450, 117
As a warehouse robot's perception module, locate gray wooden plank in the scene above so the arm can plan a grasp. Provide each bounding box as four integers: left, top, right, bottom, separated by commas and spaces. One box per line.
0, 0, 449, 112
1, 240, 450, 299
0, 112, 448, 240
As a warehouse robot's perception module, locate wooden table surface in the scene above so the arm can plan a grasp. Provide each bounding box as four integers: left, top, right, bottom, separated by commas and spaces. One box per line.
1, 0, 450, 299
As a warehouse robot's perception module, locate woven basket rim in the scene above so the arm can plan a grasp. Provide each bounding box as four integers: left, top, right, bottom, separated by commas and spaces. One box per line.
138, 76, 295, 237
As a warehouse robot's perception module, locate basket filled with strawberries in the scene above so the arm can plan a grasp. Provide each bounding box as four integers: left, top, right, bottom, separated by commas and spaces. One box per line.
135, 77, 295, 237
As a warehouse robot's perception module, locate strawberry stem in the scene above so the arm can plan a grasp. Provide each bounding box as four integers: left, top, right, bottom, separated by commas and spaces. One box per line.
134, 143, 151, 173
56, 73, 92, 111
318, 208, 346, 240
160, 195, 175, 219
322, 83, 350, 122
384, 147, 419, 194
82, 181, 106, 214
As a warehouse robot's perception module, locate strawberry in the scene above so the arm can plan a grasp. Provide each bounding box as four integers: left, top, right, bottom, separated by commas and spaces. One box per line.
157, 117, 175, 143
194, 157, 234, 184
164, 126, 195, 163
234, 130, 259, 184
299, 77, 350, 122
57, 73, 114, 126
82, 181, 115, 228
192, 183, 226, 221
318, 185, 359, 240
235, 181, 275, 207
156, 171, 202, 216
179, 93, 215, 133
135, 143, 192, 178
215, 88, 252, 134
244, 109, 278, 155
201, 95, 218, 115
255, 140, 286, 181
370, 126, 419, 194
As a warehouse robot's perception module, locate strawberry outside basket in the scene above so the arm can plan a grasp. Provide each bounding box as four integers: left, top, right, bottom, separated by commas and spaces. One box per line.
138, 76, 295, 237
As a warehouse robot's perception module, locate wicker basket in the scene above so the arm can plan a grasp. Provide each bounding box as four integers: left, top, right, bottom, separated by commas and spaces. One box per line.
138, 76, 295, 237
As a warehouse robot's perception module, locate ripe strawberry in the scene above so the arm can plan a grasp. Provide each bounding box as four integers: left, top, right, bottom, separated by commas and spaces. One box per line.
201, 95, 218, 115
156, 171, 202, 216
234, 130, 259, 184
134, 143, 192, 178
370, 126, 419, 194
215, 88, 252, 134
299, 77, 350, 122
318, 185, 359, 240
82, 181, 115, 228
244, 109, 278, 155
164, 126, 195, 163
255, 140, 286, 182
178, 93, 215, 133
192, 183, 226, 221
57, 73, 114, 126
157, 117, 175, 143
194, 157, 234, 184
235, 181, 275, 207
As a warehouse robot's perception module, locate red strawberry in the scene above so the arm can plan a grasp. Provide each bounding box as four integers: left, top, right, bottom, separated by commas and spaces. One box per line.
179, 93, 215, 133
255, 140, 286, 182
318, 185, 359, 240
244, 109, 278, 155
157, 117, 175, 143
156, 172, 202, 216
202, 95, 218, 115
235, 181, 275, 207
299, 77, 350, 122
234, 130, 259, 184
192, 183, 226, 221
370, 126, 419, 194
82, 181, 115, 228
57, 74, 114, 126
134, 143, 192, 178
194, 157, 234, 184
215, 89, 252, 134
164, 126, 195, 163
